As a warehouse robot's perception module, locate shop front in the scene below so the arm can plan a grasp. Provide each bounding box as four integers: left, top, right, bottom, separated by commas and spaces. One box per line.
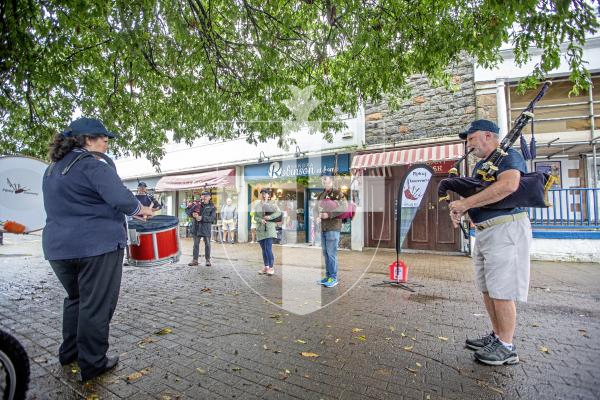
352, 143, 465, 252
155, 169, 237, 237
244, 154, 352, 248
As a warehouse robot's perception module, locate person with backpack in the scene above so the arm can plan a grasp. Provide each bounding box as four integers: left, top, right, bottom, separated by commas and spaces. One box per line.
253, 188, 281, 276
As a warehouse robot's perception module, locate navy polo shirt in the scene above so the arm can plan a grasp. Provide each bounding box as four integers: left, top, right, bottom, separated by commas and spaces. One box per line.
467, 148, 528, 224
42, 149, 141, 260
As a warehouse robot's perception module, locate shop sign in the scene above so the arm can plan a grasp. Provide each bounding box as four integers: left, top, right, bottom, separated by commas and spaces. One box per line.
245, 154, 349, 179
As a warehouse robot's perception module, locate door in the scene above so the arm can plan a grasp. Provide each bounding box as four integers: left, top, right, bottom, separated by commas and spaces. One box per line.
406, 175, 460, 252
364, 169, 403, 248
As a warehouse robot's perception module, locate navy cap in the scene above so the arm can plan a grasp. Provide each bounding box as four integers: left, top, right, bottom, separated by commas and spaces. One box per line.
320, 170, 334, 177
459, 119, 499, 139
201, 190, 211, 196
62, 117, 116, 138
138, 182, 147, 188
259, 188, 271, 194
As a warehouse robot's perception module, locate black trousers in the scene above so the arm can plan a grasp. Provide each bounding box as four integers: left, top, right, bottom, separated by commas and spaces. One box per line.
50, 248, 123, 378
192, 235, 211, 261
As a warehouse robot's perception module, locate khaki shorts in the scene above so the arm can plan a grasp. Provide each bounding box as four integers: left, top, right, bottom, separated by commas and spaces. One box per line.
222, 219, 236, 231
473, 215, 532, 302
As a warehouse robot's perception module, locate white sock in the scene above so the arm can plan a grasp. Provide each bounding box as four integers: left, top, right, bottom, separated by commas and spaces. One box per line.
499, 339, 513, 350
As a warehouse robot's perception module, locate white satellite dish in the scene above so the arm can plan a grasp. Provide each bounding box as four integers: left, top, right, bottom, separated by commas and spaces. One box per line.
0, 155, 48, 233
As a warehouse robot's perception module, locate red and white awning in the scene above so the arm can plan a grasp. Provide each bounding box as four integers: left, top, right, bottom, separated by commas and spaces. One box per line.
155, 169, 235, 192
351, 143, 464, 170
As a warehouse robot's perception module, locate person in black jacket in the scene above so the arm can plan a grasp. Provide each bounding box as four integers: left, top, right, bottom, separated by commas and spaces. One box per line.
135, 182, 162, 211
186, 191, 216, 266
42, 117, 153, 381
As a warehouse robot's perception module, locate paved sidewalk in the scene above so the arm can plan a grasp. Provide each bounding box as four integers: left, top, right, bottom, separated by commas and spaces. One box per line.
1, 233, 599, 399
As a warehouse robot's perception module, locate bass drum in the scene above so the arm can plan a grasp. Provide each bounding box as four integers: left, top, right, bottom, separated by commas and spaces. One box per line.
0, 156, 48, 233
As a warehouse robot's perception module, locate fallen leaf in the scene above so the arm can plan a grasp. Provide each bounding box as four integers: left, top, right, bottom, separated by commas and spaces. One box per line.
389, 326, 396, 332
154, 327, 172, 336
300, 352, 319, 358
196, 368, 207, 374
385, 337, 392, 341
304, 374, 310, 378
232, 367, 241, 371
416, 328, 422, 332
263, 345, 269, 350
355, 335, 366, 341
437, 336, 448, 341
269, 313, 281, 319
71, 366, 79, 374
201, 287, 211, 292
295, 339, 306, 344
531, 323, 540, 327
400, 332, 407, 337
539, 346, 550, 354
335, 338, 340, 343
411, 337, 416, 341
403, 345, 413, 351
85, 395, 100, 400
416, 362, 422, 368
273, 350, 281, 354
275, 320, 283, 324
352, 328, 363, 333
285, 369, 291, 374
405, 367, 417, 373
33, 357, 47, 363
126, 368, 151, 382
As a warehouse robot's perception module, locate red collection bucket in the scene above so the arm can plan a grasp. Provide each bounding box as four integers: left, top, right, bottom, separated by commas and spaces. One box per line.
388, 260, 408, 282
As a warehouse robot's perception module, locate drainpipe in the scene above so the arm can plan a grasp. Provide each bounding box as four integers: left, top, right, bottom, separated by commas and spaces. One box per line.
590, 86, 598, 188
496, 79, 508, 140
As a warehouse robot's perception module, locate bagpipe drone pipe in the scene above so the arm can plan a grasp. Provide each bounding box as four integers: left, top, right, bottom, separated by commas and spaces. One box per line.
438, 81, 557, 209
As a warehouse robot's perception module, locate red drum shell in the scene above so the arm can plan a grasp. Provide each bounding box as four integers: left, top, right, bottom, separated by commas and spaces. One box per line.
127, 216, 180, 267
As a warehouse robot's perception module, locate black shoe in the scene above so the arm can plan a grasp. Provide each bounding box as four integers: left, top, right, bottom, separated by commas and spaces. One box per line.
465, 332, 496, 350
474, 338, 519, 366
59, 353, 77, 366
80, 356, 119, 381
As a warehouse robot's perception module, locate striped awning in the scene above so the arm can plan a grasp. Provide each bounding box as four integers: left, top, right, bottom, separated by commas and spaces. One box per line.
155, 168, 235, 192
351, 143, 464, 170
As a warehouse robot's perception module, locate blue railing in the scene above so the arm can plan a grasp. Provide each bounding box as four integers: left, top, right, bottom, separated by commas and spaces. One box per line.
529, 188, 600, 229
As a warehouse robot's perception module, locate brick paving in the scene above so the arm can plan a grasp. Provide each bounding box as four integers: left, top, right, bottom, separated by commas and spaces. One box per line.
0, 233, 599, 399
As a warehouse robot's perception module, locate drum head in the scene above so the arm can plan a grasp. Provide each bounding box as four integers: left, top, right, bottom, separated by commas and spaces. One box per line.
128, 215, 178, 232
0, 156, 48, 233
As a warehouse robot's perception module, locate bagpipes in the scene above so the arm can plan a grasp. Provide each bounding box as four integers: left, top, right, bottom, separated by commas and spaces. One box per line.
438, 81, 557, 209
320, 154, 356, 221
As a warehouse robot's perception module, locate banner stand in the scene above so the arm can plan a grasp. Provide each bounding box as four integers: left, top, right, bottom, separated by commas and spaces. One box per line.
371, 164, 434, 292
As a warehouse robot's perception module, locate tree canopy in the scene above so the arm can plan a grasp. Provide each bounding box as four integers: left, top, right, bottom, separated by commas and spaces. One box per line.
1, 0, 598, 165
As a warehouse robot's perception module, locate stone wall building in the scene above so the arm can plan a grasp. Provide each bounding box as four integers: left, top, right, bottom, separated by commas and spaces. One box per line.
364, 59, 476, 146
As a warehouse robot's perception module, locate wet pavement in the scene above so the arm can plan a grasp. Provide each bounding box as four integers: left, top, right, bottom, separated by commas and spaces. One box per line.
0, 232, 599, 399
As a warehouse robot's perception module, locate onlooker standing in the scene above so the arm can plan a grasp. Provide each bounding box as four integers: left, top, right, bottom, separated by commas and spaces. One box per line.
221, 198, 238, 244
449, 119, 531, 366
42, 117, 153, 381
186, 191, 216, 267
314, 170, 347, 288
253, 188, 281, 276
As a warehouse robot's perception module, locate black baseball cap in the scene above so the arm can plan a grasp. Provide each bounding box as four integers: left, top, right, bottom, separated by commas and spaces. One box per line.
459, 119, 499, 139
62, 117, 116, 138
138, 182, 147, 188
201, 190, 211, 196
259, 188, 271, 194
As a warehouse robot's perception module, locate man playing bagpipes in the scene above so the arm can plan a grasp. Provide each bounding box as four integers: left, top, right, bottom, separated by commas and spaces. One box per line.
314, 170, 348, 288
448, 119, 531, 366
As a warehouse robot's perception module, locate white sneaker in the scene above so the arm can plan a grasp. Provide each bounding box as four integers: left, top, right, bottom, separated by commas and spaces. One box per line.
266, 268, 275, 276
